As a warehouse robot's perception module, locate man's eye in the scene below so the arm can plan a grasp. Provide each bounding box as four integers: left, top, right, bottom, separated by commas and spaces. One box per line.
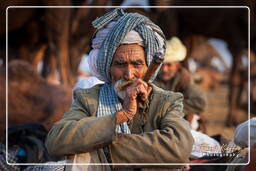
134, 62, 143, 67
115, 62, 125, 66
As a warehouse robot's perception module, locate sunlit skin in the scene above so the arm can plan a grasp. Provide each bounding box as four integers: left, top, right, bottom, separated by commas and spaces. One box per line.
110, 44, 152, 124
110, 44, 148, 82
158, 62, 180, 82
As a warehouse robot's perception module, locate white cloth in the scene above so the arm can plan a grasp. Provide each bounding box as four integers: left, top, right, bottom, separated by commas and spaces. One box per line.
88, 21, 117, 80
190, 115, 200, 131
88, 49, 103, 80
78, 55, 91, 75
74, 77, 104, 90
72, 77, 104, 102
234, 117, 256, 148
65, 150, 111, 171
122, 30, 144, 46
91, 21, 116, 49
191, 130, 221, 159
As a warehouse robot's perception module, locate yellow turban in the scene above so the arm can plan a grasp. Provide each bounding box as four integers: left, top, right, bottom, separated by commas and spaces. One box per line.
164, 37, 187, 63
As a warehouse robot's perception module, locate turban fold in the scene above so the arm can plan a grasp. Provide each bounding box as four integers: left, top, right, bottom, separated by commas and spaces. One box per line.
88, 8, 166, 82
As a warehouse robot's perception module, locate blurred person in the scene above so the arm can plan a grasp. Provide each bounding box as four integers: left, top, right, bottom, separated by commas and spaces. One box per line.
154, 37, 207, 132
152, 39, 221, 160
46, 9, 193, 171
225, 117, 256, 171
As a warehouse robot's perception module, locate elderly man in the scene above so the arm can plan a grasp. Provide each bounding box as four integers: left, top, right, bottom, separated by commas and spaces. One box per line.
154, 37, 207, 131
46, 9, 193, 170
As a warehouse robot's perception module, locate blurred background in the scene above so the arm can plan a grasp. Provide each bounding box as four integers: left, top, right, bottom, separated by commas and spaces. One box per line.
0, 0, 255, 144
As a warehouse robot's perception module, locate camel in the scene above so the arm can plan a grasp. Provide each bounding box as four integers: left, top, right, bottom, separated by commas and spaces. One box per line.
0, 60, 72, 140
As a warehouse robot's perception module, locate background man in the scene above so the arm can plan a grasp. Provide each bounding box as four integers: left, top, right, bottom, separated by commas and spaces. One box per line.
154, 37, 207, 131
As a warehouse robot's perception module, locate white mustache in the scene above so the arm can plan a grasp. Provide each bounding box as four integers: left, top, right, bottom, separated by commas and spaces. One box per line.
115, 79, 133, 91
114, 79, 133, 99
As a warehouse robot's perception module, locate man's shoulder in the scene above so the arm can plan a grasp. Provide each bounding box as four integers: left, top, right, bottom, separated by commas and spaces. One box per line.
151, 83, 183, 101
150, 83, 185, 117
73, 84, 103, 99
185, 83, 207, 99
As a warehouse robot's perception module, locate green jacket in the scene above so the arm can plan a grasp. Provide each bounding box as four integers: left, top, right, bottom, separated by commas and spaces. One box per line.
45, 84, 193, 169
154, 69, 207, 115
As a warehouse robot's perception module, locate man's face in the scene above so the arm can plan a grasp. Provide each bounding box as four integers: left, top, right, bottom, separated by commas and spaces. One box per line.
110, 44, 148, 82
110, 44, 148, 99
158, 62, 179, 82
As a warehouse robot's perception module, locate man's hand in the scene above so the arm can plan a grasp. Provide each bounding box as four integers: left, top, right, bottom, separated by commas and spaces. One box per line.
116, 79, 152, 124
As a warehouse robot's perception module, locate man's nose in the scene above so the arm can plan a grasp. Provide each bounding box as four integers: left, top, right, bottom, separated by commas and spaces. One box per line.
123, 67, 135, 81
162, 65, 168, 73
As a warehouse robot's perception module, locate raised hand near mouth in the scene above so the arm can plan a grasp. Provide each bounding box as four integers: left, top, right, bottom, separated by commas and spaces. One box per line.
115, 79, 152, 124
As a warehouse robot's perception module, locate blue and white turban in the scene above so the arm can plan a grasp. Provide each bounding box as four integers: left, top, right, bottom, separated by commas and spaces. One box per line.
88, 8, 166, 83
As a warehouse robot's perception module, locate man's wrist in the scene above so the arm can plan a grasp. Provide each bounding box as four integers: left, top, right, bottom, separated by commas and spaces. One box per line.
116, 110, 128, 124
115, 110, 130, 124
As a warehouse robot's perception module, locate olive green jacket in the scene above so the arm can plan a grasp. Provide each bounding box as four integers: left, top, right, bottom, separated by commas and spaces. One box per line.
45, 84, 193, 169
154, 69, 207, 115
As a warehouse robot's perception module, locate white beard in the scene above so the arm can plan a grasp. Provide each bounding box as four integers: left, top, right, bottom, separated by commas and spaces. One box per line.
113, 79, 133, 100
115, 89, 126, 100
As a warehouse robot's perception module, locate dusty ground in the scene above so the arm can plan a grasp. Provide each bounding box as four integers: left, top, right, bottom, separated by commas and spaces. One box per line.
203, 85, 249, 141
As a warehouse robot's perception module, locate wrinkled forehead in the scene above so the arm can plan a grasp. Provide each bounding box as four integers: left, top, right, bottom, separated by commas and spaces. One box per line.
113, 44, 146, 62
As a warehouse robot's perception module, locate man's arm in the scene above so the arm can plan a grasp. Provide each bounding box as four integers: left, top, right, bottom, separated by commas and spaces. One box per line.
183, 85, 207, 115
45, 88, 117, 157
110, 94, 194, 165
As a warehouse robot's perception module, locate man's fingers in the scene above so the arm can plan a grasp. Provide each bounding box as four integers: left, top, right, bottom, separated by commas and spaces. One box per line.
137, 79, 148, 89
130, 79, 148, 90
141, 86, 152, 101
147, 86, 152, 95
125, 79, 151, 100
136, 84, 150, 101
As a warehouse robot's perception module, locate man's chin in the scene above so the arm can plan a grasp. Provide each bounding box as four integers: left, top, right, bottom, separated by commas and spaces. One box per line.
160, 75, 173, 82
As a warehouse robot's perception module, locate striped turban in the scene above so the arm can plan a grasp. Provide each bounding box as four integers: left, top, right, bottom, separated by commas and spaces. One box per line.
88, 8, 166, 83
